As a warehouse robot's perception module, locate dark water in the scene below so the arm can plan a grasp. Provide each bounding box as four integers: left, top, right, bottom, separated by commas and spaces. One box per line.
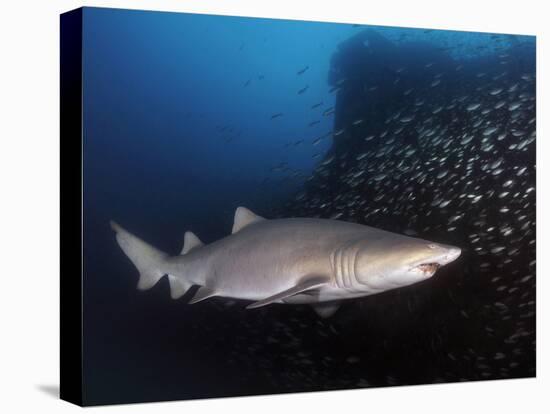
82, 7, 535, 405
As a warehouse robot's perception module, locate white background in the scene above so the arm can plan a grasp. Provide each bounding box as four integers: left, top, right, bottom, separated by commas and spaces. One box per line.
0, 0, 546, 412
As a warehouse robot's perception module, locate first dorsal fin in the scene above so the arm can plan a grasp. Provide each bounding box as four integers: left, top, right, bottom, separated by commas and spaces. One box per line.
181, 231, 203, 255
231, 206, 265, 234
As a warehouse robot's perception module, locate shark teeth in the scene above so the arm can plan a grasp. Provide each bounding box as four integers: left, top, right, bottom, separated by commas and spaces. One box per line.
417, 263, 441, 274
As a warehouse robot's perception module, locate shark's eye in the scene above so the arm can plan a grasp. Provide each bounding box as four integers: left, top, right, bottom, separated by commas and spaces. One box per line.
428, 244, 437, 249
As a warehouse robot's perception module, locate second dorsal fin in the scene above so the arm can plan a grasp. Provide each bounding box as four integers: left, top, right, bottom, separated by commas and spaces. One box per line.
232, 206, 265, 234
181, 231, 203, 255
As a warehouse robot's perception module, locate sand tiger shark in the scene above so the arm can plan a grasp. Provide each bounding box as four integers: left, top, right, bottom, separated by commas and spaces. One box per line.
111, 207, 461, 318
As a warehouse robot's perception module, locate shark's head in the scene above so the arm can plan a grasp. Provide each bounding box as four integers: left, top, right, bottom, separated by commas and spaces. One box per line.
353, 235, 461, 291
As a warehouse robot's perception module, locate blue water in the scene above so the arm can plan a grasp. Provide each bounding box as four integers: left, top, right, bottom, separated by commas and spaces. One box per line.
83, 7, 524, 218
81, 7, 535, 406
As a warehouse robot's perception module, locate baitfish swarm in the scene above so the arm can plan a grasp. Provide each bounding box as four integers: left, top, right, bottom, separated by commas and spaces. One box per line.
279, 29, 535, 386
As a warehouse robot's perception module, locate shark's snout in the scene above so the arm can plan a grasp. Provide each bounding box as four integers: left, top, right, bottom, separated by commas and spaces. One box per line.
433, 244, 461, 263
408, 244, 461, 279
444, 246, 462, 264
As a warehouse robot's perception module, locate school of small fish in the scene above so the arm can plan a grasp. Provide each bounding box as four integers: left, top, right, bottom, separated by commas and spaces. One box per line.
174, 28, 535, 392
277, 29, 536, 387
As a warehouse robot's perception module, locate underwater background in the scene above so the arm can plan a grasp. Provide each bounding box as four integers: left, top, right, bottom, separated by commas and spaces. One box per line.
82, 7, 536, 405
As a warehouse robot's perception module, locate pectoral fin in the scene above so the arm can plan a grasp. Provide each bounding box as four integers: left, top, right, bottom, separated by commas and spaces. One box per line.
246, 276, 330, 309
311, 302, 341, 318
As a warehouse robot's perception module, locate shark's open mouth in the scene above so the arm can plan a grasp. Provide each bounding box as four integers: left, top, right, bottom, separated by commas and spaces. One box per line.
417, 263, 441, 274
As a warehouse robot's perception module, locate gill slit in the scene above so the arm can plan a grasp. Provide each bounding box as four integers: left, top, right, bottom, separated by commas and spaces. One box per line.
348, 244, 363, 292
344, 245, 351, 288
333, 247, 342, 289
339, 247, 346, 288
351, 245, 360, 288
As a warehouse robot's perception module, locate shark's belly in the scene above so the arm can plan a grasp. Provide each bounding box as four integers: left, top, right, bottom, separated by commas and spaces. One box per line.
204, 240, 330, 301
206, 256, 302, 300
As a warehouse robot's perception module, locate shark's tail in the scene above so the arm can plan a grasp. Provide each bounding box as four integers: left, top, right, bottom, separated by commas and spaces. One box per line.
110, 221, 208, 300
110, 221, 171, 291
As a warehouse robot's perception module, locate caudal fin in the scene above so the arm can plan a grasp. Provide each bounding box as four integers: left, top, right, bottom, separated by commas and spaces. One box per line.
110, 221, 168, 290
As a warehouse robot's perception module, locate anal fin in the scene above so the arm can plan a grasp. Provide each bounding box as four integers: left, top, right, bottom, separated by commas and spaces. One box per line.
246, 276, 330, 309
168, 275, 192, 299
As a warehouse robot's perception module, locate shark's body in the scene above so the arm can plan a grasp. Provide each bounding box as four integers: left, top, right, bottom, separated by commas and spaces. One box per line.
111, 207, 461, 317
